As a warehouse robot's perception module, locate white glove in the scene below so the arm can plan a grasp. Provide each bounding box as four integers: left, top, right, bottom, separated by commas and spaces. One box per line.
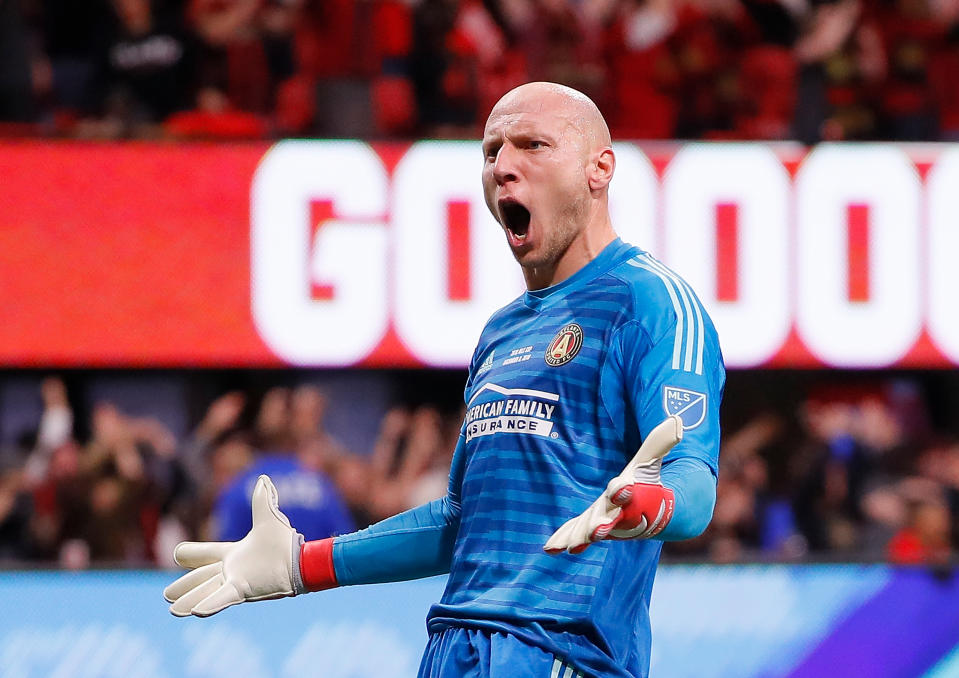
544, 415, 682, 554
163, 475, 305, 617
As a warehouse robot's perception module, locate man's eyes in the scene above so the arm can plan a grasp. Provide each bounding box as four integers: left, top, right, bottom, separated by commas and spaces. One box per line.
483, 139, 546, 159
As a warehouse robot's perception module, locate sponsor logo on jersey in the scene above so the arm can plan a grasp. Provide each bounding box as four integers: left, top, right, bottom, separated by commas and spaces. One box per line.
464, 383, 560, 442
545, 323, 583, 367
663, 386, 707, 430
477, 350, 495, 375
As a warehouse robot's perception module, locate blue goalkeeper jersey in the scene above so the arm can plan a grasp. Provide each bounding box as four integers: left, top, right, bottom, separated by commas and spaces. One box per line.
427, 239, 724, 677
333, 238, 724, 678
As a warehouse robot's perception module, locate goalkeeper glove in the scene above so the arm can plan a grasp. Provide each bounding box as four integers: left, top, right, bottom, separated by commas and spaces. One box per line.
544, 415, 682, 555
164, 474, 337, 617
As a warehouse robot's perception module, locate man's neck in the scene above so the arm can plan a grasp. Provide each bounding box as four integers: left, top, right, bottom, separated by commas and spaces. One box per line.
523, 218, 617, 291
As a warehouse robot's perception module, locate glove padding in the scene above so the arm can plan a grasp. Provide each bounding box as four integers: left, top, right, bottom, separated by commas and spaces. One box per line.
163, 474, 305, 617
544, 416, 682, 555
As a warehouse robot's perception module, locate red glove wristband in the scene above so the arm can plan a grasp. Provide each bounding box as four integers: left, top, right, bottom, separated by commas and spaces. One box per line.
617, 484, 675, 537
300, 537, 338, 591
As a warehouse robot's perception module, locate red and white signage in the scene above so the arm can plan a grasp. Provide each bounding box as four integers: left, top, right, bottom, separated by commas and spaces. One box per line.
1, 140, 956, 368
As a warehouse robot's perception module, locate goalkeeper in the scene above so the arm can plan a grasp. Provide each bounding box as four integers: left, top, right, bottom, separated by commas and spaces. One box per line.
166, 82, 724, 678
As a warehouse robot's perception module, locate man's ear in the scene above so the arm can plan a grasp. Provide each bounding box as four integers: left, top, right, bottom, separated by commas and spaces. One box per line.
588, 147, 615, 191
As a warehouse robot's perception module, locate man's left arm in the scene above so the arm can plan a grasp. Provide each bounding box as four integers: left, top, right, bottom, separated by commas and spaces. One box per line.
546, 314, 724, 554
622, 298, 726, 540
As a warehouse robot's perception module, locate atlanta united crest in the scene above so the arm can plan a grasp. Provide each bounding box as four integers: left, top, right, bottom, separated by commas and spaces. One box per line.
545, 323, 584, 367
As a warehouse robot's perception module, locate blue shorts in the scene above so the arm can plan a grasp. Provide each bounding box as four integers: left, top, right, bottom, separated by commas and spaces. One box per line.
417, 627, 589, 678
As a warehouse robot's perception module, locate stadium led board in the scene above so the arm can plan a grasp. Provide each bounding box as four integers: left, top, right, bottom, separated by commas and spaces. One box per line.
1, 141, 956, 368
3, 566, 959, 678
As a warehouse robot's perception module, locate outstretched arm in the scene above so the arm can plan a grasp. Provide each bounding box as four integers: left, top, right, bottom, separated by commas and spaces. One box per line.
166, 435, 466, 617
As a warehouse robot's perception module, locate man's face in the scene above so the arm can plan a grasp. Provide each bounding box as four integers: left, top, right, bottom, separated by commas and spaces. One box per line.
481, 95, 592, 272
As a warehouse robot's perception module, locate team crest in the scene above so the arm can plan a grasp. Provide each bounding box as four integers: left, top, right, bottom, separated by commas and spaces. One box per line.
663, 386, 707, 430
545, 323, 584, 367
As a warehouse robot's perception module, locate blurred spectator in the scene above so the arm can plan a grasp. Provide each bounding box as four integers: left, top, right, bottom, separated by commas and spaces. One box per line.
792, 0, 885, 143
164, 85, 269, 138
602, 0, 683, 138
289, 384, 343, 450
209, 385, 354, 541
887, 481, 953, 565
212, 450, 355, 541
876, 0, 943, 140
188, 0, 269, 112
20, 384, 193, 565
0, 466, 33, 561
255, 386, 294, 450
671, 0, 753, 139
916, 438, 959, 548
36, 0, 112, 120
737, 0, 801, 138
178, 390, 246, 491
366, 406, 448, 517
790, 386, 925, 558
54, 402, 152, 563
208, 431, 255, 496
791, 397, 866, 552
293, 0, 385, 136
23, 377, 73, 485
499, 0, 605, 96
94, 0, 195, 135
692, 412, 798, 563
930, 19, 959, 139
174, 390, 253, 545
0, 0, 37, 125
259, 0, 298, 87
410, 0, 493, 136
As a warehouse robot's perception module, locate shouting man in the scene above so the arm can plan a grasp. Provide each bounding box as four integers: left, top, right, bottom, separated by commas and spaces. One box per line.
165, 82, 725, 678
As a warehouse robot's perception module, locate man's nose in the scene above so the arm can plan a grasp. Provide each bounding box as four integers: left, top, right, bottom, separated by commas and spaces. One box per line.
492, 145, 519, 185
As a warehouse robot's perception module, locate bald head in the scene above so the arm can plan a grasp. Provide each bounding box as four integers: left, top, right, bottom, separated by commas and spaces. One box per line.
480, 81, 618, 290
487, 82, 611, 154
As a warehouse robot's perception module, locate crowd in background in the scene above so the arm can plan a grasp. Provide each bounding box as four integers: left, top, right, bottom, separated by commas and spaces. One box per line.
0, 377, 461, 568
3, 0, 959, 141
0, 374, 956, 569
3, 0, 958, 573
681, 380, 959, 566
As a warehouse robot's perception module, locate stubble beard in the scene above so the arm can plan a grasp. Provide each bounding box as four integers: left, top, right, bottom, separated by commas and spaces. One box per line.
518, 193, 590, 274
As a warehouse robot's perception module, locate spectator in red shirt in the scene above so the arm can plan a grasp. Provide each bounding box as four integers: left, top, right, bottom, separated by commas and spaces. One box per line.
888, 494, 952, 565
602, 0, 682, 139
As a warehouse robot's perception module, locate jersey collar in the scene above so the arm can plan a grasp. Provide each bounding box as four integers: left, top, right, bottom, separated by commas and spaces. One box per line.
523, 238, 636, 312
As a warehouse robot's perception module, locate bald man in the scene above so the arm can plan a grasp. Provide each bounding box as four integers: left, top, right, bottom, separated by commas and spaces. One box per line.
165, 83, 724, 678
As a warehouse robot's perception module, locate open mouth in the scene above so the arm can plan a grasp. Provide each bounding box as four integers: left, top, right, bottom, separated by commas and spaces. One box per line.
499, 199, 531, 240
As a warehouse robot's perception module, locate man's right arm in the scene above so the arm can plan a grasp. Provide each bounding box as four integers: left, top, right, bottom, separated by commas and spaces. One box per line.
165, 433, 467, 616
307, 432, 466, 588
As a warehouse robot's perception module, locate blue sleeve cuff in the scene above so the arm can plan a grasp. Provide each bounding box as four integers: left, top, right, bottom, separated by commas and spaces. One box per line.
655, 456, 717, 541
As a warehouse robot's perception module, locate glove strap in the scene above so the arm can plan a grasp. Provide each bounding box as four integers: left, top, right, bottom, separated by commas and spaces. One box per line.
291, 533, 306, 595
300, 537, 339, 592
632, 457, 663, 485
